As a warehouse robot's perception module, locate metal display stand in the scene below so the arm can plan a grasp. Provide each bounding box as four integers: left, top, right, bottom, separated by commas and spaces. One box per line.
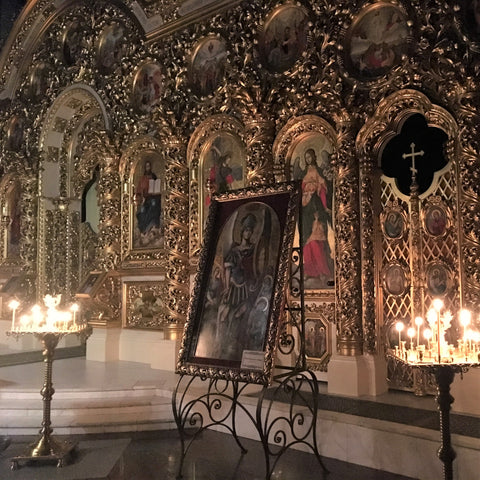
172, 239, 327, 479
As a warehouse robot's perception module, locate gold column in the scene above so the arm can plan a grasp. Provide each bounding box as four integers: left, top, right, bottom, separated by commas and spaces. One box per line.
334, 113, 363, 356
163, 136, 189, 324
95, 135, 121, 271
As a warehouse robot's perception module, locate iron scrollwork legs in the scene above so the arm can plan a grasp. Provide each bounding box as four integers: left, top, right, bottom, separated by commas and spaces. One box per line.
255, 370, 328, 480
172, 374, 251, 478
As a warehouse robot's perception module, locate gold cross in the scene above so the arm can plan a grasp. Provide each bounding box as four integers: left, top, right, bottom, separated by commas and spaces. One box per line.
402, 142, 424, 178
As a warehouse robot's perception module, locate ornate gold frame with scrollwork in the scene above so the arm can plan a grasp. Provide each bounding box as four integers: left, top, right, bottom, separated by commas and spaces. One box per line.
339, 1, 413, 86
123, 279, 168, 329
303, 302, 334, 372
177, 183, 299, 385
187, 114, 247, 258
273, 114, 337, 302
119, 137, 167, 270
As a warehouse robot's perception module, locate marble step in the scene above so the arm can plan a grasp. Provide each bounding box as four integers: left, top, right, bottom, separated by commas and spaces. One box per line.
0, 387, 176, 435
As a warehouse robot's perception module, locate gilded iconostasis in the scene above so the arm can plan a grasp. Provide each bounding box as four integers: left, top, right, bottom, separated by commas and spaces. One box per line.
0, 0, 479, 381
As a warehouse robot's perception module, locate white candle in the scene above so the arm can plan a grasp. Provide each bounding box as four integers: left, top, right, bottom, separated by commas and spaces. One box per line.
414, 316, 423, 347
395, 322, 404, 351
433, 299, 443, 362
71, 303, 79, 326
9, 300, 20, 331
407, 327, 415, 351
424, 328, 432, 351
460, 310, 471, 350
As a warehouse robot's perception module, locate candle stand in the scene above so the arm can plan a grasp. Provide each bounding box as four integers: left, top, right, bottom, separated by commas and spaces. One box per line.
6, 327, 91, 470
390, 353, 478, 480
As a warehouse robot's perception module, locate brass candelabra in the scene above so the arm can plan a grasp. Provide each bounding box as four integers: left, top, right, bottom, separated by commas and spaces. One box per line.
5, 295, 91, 469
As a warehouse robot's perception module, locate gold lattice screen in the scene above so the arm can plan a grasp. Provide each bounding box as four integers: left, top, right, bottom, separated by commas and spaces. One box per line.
380, 163, 460, 391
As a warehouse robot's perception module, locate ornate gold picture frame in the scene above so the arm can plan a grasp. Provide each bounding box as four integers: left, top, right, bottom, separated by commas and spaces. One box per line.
423, 200, 449, 238
6, 115, 24, 152
120, 138, 166, 268
177, 183, 299, 385
425, 261, 450, 297
189, 35, 227, 97
27, 62, 49, 99
258, 3, 309, 73
188, 115, 247, 257
62, 18, 84, 66
343, 2, 410, 80
131, 62, 163, 114
123, 280, 166, 329
96, 21, 126, 73
304, 303, 333, 372
381, 205, 406, 240
382, 261, 409, 297
273, 115, 337, 296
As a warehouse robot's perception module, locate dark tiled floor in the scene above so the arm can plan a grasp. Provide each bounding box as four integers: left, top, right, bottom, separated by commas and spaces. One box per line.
64, 429, 415, 480
0, 429, 416, 480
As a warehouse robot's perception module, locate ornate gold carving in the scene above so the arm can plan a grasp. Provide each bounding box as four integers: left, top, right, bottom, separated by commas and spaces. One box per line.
187, 114, 247, 258
273, 114, 337, 298
119, 136, 166, 269
333, 112, 363, 356
80, 222, 98, 281
80, 272, 121, 326
358, 90, 459, 356
123, 280, 168, 329
303, 302, 335, 372
162, 136, 189, 323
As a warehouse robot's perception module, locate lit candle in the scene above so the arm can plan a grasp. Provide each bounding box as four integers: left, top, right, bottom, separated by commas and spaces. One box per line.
414, 316, 423, 347
424, 328, 432, 351
19, 315, 29, 331
395, 322, 404, 351
31, 305, 42, 331
71, 303, 79, 327
407, 327, 415, 351
433, 299, 443, 362
9, 299, 20, 331
459, 309, 471, 347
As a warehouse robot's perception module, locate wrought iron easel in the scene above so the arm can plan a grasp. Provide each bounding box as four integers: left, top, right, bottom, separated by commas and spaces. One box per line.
172, 211, 328, 479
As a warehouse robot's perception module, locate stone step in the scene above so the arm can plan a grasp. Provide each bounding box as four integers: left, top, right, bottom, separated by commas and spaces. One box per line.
0, 386, 176, 435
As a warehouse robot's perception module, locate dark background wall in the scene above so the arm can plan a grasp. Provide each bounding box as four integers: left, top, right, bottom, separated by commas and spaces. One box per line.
0, 0, 26, 52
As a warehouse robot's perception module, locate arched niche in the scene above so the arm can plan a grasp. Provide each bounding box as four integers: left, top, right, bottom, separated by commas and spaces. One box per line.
357, 89, 462, 392
36, 84, 110, 300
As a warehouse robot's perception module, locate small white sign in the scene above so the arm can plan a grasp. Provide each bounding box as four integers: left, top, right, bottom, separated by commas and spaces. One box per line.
241, 350, 264, 371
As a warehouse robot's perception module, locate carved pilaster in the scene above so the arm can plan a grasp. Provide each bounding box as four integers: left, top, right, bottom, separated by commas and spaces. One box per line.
334, 112, 363, 356
244, 116, 275, 186
94, 133, 121, 271
20, 175, 37, 284
163, 136, 189, 323
359, 154, 377, 354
